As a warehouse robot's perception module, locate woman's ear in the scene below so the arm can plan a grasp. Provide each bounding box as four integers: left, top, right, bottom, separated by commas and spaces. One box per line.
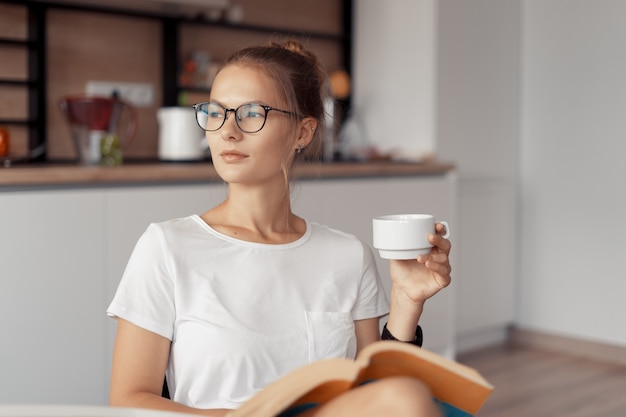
293, 117, 318, 152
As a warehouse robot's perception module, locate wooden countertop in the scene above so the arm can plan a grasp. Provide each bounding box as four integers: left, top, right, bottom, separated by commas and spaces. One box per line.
0, 160, 455, 188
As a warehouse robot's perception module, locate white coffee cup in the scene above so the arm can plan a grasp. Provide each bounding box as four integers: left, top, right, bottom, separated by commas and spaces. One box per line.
372, 214, 450, 260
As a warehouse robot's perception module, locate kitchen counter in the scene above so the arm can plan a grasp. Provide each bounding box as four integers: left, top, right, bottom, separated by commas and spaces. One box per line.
0, 160, 455, 187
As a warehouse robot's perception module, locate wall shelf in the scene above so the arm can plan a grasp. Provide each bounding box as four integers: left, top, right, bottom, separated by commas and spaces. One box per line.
0, 119, 37, 126
0, 1, 46, 162
0, 79, 38, 86
0, 38, 37, 47
1, 0, 352, 161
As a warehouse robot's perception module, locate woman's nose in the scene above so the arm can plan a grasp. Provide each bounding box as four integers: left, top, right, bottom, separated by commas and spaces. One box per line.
220, 113, 241, 141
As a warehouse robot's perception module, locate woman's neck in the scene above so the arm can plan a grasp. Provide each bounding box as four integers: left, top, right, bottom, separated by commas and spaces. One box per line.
202, 182, 306, 244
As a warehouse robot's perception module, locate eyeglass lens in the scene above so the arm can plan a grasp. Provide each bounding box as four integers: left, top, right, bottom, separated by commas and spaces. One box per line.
195, 102, 268, 133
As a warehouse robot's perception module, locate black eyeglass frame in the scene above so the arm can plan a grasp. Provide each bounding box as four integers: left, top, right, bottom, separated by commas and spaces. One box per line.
193, 101, 295, 133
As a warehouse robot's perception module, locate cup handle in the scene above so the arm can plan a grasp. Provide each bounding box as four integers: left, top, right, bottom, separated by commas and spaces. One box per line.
438, 221, 451, 239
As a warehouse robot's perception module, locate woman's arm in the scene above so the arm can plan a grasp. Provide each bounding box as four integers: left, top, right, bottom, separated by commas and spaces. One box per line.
386, 223, 452, 341
354, 317, 381, 354
110, 318, 230, 417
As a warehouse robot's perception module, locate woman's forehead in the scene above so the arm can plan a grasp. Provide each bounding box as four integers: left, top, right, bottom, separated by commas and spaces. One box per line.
210, 64, 283, 107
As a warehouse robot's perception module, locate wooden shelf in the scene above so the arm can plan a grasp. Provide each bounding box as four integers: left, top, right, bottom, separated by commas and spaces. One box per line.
0, 38, 35, 47
0, 1, 46, 161
0, 79, 37, 86
0, 118, 37, 126
179, 18, 347, 41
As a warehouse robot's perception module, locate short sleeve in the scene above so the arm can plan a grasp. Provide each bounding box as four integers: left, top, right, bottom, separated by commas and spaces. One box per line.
351, 242, 390, 321
107, 223, 176, 340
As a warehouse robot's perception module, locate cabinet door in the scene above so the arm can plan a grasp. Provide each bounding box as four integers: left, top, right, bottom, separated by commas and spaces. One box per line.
0, 189, 107, 404
455, 179, 516, 336
292, 174, 457, 356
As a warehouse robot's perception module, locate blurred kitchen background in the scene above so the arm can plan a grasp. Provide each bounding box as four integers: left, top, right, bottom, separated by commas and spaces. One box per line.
1, 0, 625, 414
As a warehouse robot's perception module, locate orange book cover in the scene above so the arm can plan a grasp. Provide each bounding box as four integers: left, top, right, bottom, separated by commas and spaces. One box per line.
228, 340, 494, 417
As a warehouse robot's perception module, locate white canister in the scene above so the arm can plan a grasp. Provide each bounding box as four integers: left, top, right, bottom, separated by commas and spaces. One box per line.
157, 107, 208, 161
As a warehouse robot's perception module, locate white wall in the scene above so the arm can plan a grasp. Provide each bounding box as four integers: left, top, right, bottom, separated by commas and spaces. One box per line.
352, 0, 436, 158
519, 0, 626, 347
354, 0, 626, 350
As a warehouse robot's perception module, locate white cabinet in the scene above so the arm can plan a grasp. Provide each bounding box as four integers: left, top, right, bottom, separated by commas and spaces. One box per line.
0, 184, 219, 405
451, 179, 516, 351
0, 173, 456, 404
0, 189, 108, 404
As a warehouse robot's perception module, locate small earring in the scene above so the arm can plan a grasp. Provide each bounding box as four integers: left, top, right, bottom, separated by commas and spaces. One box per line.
311, 127, 316, 132
296, 143, 304, 154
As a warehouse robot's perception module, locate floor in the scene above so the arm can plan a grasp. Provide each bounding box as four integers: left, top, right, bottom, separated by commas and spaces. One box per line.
457, 344, 626, 417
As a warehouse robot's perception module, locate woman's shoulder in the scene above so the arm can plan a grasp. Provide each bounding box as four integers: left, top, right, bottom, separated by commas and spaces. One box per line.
305, 220, 378, 270
306, 220, 364, 245
142, 214, 208, 241
147, 214, 201, 231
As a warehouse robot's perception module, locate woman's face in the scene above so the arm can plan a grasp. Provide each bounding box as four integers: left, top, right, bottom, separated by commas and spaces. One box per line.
206, 64, 297, 187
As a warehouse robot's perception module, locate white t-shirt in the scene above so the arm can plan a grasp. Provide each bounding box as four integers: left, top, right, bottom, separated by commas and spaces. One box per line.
107, 214, 389, 410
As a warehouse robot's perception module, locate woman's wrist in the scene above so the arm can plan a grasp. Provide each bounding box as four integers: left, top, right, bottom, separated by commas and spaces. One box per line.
381, 322, 423, 347
387, 287, 424, 341
389, 287, 424, 319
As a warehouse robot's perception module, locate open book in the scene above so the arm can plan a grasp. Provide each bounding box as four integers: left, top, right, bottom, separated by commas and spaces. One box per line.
228, 340, 494, 417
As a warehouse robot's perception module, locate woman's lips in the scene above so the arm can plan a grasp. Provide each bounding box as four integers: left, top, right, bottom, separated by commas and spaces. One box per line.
219, 150, 248, 162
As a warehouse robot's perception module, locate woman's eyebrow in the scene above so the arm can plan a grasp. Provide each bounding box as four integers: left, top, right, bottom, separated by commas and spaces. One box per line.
211, 99, 273, 107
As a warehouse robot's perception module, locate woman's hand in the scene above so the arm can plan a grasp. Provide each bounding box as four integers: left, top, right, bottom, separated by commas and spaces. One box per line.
385, 222, 452, 341
389, 222, 452, 306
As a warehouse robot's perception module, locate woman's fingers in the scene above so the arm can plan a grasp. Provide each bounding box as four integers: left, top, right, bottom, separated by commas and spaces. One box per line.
418, 252, 449, 265
428, 233, 451, 253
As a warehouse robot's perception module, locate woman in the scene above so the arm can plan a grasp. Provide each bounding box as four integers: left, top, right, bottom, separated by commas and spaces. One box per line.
108, 40, 451, 417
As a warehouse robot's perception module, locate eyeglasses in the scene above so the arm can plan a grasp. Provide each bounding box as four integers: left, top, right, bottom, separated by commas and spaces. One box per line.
193, 101, 295, 133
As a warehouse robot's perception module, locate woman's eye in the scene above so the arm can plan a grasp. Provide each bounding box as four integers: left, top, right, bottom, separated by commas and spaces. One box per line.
241, 105, 265, 118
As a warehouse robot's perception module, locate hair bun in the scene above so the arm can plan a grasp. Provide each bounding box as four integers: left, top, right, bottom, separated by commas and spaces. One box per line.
271, 40, 314, 62
276, 39, 304, 54
270, 39, 326, 90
